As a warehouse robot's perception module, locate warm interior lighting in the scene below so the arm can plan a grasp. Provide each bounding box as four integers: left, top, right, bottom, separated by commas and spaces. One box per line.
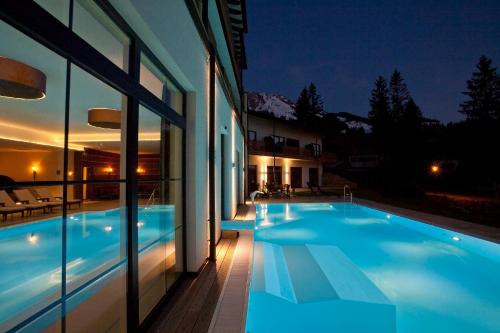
136, 167, 146, 174
0, 57, 46, 99
31, 165, 39, 173
431, 165, 440, 174
68, 171, 74, 177
88, 108, 121, 129
104, 166, 113, 173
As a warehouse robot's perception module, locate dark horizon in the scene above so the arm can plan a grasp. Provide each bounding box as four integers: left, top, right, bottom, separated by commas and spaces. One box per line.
244, 0, 500, 123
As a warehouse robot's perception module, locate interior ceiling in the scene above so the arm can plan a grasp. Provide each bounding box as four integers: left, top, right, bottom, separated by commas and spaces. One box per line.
0, 18, 163, 154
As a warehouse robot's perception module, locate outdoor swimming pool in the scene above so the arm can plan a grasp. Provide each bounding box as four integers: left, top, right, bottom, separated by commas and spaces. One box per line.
0, 205, 175, 331
246, 203, 500, 333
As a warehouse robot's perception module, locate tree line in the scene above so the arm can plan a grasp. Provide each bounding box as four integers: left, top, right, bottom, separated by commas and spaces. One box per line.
290, 55, 500, 197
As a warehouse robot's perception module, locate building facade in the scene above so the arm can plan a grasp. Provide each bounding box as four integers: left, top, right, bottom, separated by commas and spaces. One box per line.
0, 0, 246, 332
246, 111, 336, 193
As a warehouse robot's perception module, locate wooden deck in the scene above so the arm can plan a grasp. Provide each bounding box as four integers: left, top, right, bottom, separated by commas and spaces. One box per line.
146, 237, 238, 333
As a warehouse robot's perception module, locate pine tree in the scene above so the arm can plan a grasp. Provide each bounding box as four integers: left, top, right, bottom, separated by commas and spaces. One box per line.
402, 97, 423, 130
308, 83, 325, 119
294, 87, 310, 123
368, 76, 391, 136
459, 56, 500, 120
389, 69, 410, 121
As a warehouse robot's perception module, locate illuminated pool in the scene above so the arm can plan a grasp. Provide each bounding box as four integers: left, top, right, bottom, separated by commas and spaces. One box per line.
0, 205, 174, 331
246, 203, 500, 333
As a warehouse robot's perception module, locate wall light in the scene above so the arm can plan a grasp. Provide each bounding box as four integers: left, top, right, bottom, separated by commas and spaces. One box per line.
31, 165, 39, 181
136, 167, 146, 174
104, 166, 113, 174
431, 164, 440, 174
68, 171, 74, 177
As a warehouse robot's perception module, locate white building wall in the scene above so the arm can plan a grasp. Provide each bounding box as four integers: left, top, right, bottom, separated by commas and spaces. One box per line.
112, 0, 244, 272
248, 115, 321, 149
248, 155, 322, 191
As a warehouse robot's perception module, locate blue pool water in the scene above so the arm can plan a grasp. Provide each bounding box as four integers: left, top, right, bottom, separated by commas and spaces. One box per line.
246, 203, 500, 333
0, 205, 174, 330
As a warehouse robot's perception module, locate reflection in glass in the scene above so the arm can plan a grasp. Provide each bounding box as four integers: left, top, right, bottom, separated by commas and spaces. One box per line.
140, 54, 183, 115
0, 21, 66, 183
68, 64, 126, 180
73, 0, 129, 71
65, 263, 127, 333
138, 106, 183, 322
0, 186, 63, 332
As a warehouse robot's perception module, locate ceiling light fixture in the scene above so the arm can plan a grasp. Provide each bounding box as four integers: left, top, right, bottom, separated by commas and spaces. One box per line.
88, 108, 121, 129
0, 57, 46, 99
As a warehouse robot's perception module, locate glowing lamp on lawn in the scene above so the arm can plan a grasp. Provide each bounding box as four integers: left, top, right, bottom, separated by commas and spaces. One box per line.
431, 164, 440, 174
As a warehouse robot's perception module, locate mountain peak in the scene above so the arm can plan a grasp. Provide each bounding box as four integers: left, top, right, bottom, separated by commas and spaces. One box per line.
247, 91, 296, 120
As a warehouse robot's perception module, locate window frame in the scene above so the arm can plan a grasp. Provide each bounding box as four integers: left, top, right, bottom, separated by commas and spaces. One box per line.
0, 1, 187, 332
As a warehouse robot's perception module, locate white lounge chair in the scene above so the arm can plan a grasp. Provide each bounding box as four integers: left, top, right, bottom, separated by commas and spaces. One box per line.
0, 190, 44, 216
13, 189, 56, 214
0, 191, 26, 221
35, 188, 81, 209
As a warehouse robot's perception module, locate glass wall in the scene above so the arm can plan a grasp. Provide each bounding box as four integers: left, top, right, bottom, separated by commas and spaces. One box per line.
0, 20, 65, 332
0, 2, 185, 332
137, 106, 183, 322
140, 54, 183, 115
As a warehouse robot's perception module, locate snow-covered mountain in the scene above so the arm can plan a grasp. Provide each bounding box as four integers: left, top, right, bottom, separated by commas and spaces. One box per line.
336, 112, 371, 132
247, 91, 371, 132
247, 92, 296, 120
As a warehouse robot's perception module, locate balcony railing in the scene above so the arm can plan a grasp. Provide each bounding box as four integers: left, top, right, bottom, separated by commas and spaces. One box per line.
248, 140, 336, 161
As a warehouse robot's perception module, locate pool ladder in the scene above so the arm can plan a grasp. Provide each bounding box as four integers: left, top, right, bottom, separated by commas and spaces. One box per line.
146, 187, 158, 208
344, 185, 353, 203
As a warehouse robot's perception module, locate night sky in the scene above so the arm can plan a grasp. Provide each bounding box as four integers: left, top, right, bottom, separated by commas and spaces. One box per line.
244, 0, 500, 123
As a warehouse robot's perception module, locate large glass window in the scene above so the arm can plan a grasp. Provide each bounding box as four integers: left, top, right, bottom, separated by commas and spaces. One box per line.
140, 54, 183, 115
0, 21, 66, 332
138, 106, 183, 323
0, 3, 185, 332
73, 0, 130, 71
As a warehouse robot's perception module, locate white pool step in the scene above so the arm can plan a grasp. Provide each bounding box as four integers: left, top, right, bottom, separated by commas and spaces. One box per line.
306, 244, 391, 306
253, 242, 391, 305
249, 242, 396, 332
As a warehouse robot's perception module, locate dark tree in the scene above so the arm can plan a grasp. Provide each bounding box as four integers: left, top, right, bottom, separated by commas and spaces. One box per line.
294, 83, 324, 127
294, 87, 310, 123
459, 56, 500, 120
308, 83, 325, 119
368, 76, 391, 137
401, 97, 423, 131
389, 69, 410, 121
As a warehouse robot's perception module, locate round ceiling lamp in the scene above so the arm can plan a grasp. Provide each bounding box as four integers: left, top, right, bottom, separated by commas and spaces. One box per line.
0, 57, 46, 99
88, 108, 121, 129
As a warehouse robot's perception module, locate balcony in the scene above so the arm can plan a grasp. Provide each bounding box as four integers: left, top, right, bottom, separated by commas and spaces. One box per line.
248, 140, 336, 161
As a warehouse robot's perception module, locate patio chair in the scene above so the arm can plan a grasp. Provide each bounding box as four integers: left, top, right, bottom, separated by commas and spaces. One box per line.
0, 190, 44, 217
13, 189, 56, 214
282, 184, 291, 199
0, 191, 26, 221
35, 188, 81, 209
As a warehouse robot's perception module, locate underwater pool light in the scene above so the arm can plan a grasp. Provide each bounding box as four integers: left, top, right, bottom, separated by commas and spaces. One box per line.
452, 236, 461, 241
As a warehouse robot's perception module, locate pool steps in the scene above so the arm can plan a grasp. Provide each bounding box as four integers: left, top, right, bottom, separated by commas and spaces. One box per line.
248, 241, 396, 332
